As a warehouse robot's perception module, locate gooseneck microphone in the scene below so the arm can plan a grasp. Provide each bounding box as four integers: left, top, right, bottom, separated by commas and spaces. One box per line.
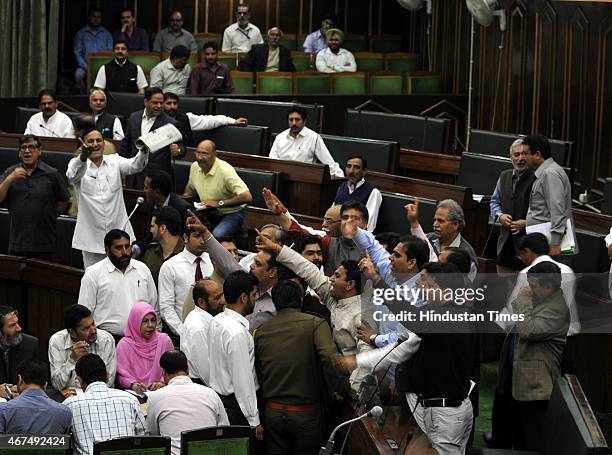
318, 406, 383, 455
38, 124, 60, 137
123, 196, 144, 230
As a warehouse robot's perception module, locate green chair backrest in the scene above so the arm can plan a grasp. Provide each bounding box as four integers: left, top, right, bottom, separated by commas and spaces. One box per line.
291, 52, 314, 71
195, 34, 221, 52
293, 73, 329, 94
369, 74, 403, 95
230, 72, 254, 94
354, 52, 385, 72
128, 53, 163, 74
218, 52, 243, 71
343, 35, 368, 52
406, 73, 443, 94
370, 35, 403, 53
297, 34, 307, 51
257, 73, 293, 95
280, 37, 297, 51
185, 437, 250, 454
386, 53, 419, 72
0, 450, 70, 455
87, 52, 113, 88
332, 73, 366, 95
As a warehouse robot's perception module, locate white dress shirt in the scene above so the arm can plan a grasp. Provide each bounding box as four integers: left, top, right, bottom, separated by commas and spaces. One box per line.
187, 112, 236, 131
93, 61, 148, 91
269, 126, 344, 178
222, 23, 264, 52
502, 254, 579, 336
208, 307, 260, 426
24, 111, 74, 138
315, 47, 357, 73
158, 248, 214, 336
78, 257, 159, 336
95, 113, 125, 140
146, 376, 229, 455
335, 179, 383, 232
65, 382, 146, 455
66, 151, 148, 254
48, 328, 116, 391
141, 111, 157, 135
181, 306, 214, 384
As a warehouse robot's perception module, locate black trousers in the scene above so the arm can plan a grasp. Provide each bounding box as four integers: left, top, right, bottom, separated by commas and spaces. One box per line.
263, 407, 322, 455
219, 393, 250, 426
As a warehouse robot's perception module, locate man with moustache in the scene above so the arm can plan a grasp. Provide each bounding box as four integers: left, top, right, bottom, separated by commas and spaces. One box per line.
0, 307, 38, 399
113, 8, 149, 52
89, 90, 124, 141
25, 89, 74, 138
222, 3, 264, 52
189, 41, 235, 95
490, 138, 536, 273
181, 279, 225, 384
153, 11, 197, 53
0, 134, 70, 260
334, 156, 382, 232
78, 230, 159, 338
315, 29, 356, 73
93, 40, 148, 94
238, 224, 286, 271
238, 27, 296, 72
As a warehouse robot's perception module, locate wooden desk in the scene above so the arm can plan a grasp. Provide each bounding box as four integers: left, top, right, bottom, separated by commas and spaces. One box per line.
399, 148, 461, 184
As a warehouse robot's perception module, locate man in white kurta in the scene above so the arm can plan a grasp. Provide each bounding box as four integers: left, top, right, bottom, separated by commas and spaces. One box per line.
67, 129, 148, 268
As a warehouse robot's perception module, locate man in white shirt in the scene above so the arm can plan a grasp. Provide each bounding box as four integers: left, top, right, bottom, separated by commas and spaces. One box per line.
333, 156, 382, 232
65, 354, 146, 455
78, 229, 159, 337
150, 45, 192, 95
181, 279, 225, 384
207, 270, 263, 440
269, 106, 344, 178
146, 350, 229, 455
315, 28, 356, 73
158, 222, 214, 337
89, 89, 124, 141
222, 3, 264, 52
25, 89, 74, 138
48, 304, 116, 391
67, 128, 149, 268
93, 40, 147, 94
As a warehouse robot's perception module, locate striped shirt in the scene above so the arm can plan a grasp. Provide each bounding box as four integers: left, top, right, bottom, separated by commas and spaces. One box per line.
64, 382, 146, 455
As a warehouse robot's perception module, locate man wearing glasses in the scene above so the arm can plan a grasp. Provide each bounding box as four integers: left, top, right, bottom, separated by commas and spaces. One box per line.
153, 11, 197, 53
0, 135, 70, 260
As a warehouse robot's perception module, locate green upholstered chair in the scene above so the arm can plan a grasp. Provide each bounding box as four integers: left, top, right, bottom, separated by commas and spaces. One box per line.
330, 72, 367, 95
291, 51, 315, 71
181, 426, 255, 455
370, 35, 403, 53
354, 52, 385, 73
405, 71, 443, 94
368, 72, 403, 95
297, 34, 308, 51
93, 436, 171, 455
229, 71, 254, 94
256, 72, 293, 95
385, 52, 419, 72
293, 71, 330, 94
194, 33, 222, 52
342, 34, 368, 52
218, 52, 246, 71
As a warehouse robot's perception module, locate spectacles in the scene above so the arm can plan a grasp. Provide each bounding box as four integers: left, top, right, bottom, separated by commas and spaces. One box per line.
19, 144, 39, 151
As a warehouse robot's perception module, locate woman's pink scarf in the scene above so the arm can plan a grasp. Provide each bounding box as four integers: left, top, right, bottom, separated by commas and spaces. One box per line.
116, 302, 173, 388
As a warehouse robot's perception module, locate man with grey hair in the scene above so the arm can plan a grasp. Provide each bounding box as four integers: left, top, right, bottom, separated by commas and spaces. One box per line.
490, 138, 535, 274
239, 224, 286, 271
89, 89, 124, 141
426, 199, 478, 281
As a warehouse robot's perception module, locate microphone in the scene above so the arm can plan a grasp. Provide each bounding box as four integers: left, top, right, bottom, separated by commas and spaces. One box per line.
38, 124, 59, 137
123, 196, 144, 230
318, 406, 383, 455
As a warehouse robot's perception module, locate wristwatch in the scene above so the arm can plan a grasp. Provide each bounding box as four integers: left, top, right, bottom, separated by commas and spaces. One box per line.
217, 200, 225, 207
369, 334, 377, 345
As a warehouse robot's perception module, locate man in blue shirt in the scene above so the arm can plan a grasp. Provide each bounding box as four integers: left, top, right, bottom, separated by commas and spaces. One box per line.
113, 8, 150, 52
0, 360, 72, 434
303, 13, 337, 53
73, 7, 113, 92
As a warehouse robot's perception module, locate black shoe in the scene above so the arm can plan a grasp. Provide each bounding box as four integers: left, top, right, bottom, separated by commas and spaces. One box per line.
483, 432, 494, 447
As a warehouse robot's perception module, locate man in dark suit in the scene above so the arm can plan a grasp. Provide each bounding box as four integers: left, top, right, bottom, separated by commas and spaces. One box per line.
120, 86, 185, 189
0, 306, 39, 399
132, 170, 191, 258
239, 27, 296, 72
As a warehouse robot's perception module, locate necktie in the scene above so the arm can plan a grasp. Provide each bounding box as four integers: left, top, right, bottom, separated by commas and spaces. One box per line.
195, 257, 203, 282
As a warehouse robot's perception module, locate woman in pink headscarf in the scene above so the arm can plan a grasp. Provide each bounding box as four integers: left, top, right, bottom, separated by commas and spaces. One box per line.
116, 302, 174, 393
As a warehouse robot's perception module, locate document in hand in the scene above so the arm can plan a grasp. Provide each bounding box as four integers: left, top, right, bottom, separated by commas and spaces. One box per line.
135, 123, 183, 154
526, 219, 576, 254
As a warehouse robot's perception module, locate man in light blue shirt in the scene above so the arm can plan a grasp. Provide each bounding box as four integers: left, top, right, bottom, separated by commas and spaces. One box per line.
73, 7, 113, 92
303, 13, 337, 53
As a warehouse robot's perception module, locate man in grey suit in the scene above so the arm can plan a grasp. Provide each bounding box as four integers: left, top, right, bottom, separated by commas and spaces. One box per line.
120, 87, 185, 189
493, 260, 569, 451
523, 134, 577, 260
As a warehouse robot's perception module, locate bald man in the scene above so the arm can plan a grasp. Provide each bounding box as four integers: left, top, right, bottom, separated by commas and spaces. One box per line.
184, 140, 252, 238
238, 27, 296, 72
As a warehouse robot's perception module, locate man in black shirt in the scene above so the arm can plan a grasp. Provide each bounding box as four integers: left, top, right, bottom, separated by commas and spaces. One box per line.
93, 40, 148, 94
0, 135, 70, 260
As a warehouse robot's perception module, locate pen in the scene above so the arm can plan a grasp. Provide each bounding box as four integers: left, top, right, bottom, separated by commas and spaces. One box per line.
137, 280, 140, 287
